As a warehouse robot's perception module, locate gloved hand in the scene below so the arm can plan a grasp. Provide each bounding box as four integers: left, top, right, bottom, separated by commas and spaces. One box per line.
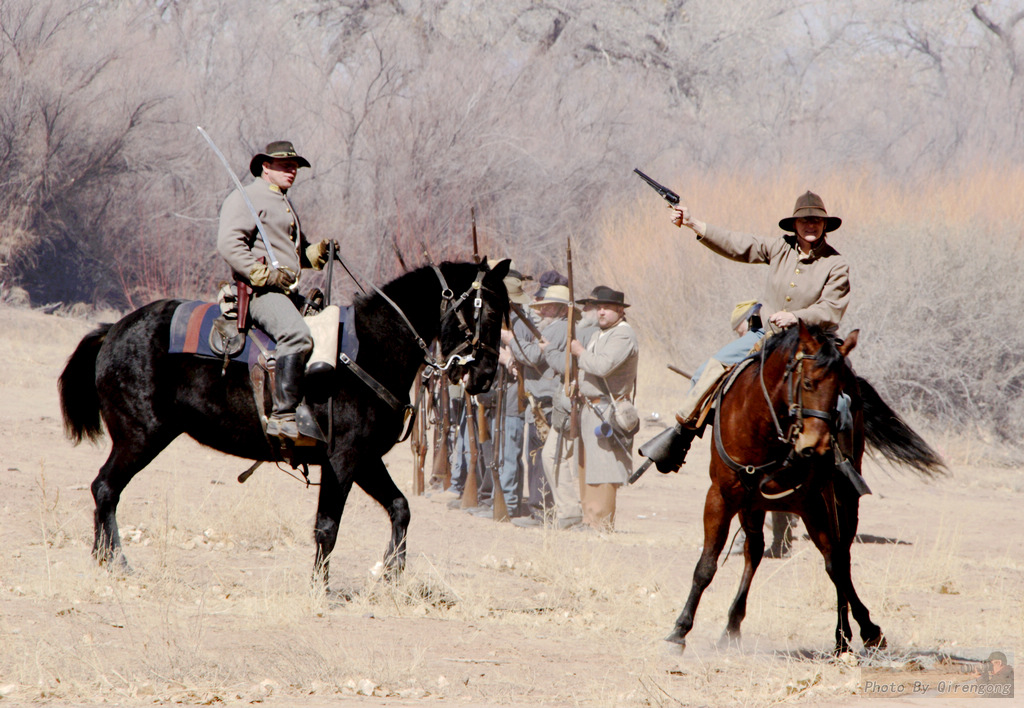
249, 262, 296, 291
267, 267, 298, 290
306, 239, 339, 270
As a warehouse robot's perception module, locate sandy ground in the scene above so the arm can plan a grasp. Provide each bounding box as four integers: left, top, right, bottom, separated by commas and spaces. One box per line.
0, 304, 1019, 707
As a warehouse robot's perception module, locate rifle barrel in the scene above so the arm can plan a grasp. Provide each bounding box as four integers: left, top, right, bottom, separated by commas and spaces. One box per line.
510, 302, 544, 340
668, 364, 693, 380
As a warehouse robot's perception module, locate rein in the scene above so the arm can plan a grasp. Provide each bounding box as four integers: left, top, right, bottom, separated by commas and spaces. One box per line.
714, 337, 837, 484
336, 263, 497, 442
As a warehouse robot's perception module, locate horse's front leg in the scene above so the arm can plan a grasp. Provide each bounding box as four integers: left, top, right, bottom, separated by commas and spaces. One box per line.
355, 457, 410, 580
667, 485, 733, 647
803, 497, 883, 654
313, 457, 355, 591
720, 509, 767, 648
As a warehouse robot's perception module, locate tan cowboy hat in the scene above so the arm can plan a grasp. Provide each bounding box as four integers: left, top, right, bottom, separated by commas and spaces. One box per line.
778, 191, 842, 233
485, 257, 532, 305
249, 140, 311, 177
530, 284, 571, 307
730, 299, 760, 331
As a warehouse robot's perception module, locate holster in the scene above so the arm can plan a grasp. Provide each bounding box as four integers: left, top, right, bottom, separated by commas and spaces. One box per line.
236, 278, 253, 334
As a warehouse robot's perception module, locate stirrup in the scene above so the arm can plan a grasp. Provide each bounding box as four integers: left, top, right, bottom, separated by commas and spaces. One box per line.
266, 413, 299, 440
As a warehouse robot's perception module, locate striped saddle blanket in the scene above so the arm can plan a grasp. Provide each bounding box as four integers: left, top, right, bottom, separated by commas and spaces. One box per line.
168, 301, 359, 368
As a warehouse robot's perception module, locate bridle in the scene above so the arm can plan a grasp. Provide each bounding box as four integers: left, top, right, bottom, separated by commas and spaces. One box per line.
428, 262, 501, 368
759, 344, 833, 445
713, 338, 841, 487
338, 263, 500, 424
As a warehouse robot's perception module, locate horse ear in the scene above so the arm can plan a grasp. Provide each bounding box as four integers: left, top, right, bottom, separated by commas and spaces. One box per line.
839, 329, 859, 357
796, 319, 812, 344
487, 258, 511, 280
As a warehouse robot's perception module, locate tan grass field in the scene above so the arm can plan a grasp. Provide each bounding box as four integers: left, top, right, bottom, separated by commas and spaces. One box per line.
0, 296, 1020, 707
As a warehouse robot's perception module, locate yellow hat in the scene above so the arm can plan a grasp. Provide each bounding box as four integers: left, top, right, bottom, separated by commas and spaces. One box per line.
730, 300, 760, 331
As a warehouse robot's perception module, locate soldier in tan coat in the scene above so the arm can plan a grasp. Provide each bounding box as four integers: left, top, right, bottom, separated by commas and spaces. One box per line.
217, 140, 336, 440
640, 191, 851, 472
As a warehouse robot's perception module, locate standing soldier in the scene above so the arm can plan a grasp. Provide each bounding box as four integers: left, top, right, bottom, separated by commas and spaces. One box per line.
217, 140, 336, 440
569, 286, 639, 531
511, 285, 583, 528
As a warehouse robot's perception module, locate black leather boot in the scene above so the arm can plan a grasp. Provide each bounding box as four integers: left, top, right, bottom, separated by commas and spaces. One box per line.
638, 423, 696, 473
266, 353, 305, 440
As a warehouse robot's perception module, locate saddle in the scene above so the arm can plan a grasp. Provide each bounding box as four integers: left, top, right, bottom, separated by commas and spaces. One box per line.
169, 289, 359, 452
688, 359, 752, 428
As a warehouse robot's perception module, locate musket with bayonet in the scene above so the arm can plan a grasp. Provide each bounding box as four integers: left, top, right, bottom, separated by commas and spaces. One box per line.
197, 126, 298, 291
633, 168, 680, 206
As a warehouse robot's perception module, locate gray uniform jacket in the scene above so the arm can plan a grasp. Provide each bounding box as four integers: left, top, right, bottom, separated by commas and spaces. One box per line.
577, 320, 639, 401
699, 226, 850, 332
509, 312, 555, 401
217, 179, 312, 286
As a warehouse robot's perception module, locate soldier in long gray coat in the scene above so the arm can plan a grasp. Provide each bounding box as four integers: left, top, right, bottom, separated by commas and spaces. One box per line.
569, 286, 639, 530
217, 140, 335, 440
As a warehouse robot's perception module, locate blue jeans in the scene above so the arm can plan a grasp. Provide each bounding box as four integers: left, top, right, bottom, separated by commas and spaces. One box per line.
493, 412, 525, 511
690, 328, 766, 386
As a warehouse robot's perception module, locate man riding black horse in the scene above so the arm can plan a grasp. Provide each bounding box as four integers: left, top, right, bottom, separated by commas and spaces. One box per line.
217, 139, 337, 441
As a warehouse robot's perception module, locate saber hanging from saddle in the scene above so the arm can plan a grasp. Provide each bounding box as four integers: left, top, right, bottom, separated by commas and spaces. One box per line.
197, 126, 297, 289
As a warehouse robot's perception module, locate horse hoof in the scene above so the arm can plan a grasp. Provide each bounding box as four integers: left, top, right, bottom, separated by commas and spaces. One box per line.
96, 553, 133, 575
717, 631, 741, 650
664, 629, 687, 647
864, 632, 887, 650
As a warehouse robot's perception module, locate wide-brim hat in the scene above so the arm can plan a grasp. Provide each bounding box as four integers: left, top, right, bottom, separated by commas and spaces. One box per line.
249, 140, 311, 177
530, 284, 571, 308
578, 285, 629, 308
485, 257, 532, 305
778, 191, 842, 233
730, 299, 761, 331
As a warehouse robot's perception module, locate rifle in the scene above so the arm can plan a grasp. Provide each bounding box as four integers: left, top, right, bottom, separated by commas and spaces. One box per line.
461, 390, 480, 509
488, 367, 510, 521
668, 364, 693, 380
411, 372, 430, 495
565, 238, 579, 440
471, 206, 481, 263
633, 168, 680, 206
429, 371, 451, 491
510, 302, 545, 341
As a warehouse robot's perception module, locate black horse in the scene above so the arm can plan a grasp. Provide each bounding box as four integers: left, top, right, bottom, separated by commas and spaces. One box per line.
59, 260, 510, 586
665, 323, 946, 654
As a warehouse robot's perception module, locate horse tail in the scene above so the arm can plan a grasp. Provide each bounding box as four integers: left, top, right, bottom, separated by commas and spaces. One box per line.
857, 375, 947, 478
59, 324, 111, 444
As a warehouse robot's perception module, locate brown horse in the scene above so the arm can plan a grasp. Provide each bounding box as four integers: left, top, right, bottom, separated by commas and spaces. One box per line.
666, 322, 945, 654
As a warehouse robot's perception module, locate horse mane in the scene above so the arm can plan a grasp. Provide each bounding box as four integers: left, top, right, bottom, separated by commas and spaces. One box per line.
759, 323, 845, 372
353, 261, 485, 308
